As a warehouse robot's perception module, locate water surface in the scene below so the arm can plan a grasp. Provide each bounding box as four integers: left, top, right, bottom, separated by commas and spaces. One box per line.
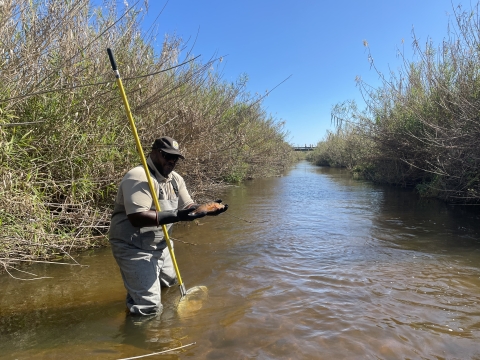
1, 161, 479, 359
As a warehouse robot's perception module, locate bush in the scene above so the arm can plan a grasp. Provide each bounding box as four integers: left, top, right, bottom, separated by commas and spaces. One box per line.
0, 0, 293, 268
317, 2, 480, 203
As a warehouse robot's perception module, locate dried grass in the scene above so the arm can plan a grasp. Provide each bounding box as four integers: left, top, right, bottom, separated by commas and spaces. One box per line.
0, 0, 294, 272
311, 2, 480, 204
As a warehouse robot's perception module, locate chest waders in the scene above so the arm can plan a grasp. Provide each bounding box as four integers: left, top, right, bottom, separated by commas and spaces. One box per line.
107, 48, 188, 298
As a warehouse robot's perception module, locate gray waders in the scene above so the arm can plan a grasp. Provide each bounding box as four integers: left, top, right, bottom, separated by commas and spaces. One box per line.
109, 197, 179, 316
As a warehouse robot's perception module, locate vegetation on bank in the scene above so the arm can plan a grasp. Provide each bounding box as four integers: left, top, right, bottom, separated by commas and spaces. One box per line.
307, 2, 480, 204
0, 0, 293, 270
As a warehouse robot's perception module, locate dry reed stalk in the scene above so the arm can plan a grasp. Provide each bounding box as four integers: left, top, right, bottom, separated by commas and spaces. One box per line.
0, 0, 294, 271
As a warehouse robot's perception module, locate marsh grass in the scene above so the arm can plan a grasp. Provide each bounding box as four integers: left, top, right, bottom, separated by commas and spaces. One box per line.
0, 0, 294, 273
309, 2, 480, 204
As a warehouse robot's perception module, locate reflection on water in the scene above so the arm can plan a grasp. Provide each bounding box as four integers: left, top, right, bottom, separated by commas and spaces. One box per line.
1, 161, 479, 359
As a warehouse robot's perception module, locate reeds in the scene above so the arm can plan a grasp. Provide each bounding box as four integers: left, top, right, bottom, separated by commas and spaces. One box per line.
309, 2, 480, 204
0, 0, 293, 270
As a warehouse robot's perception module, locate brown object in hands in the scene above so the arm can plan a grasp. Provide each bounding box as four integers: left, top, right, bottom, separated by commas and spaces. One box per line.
189, 201, 225, 215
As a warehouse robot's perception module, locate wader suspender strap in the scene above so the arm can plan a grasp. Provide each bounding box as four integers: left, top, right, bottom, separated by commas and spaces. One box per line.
170, 176, 179, 197
146, 164, 179, 199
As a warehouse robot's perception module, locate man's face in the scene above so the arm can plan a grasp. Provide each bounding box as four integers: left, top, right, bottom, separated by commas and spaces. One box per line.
152, 149, 180, 177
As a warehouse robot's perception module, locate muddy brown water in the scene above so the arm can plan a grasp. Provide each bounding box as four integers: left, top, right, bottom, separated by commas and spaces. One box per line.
1, 161, 479, 359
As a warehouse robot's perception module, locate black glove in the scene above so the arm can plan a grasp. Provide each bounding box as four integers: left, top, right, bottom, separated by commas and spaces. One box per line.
155, 210, 179, 225
156, 208, 206, 225
186, 203, 201, 211
177, 208, 207, 221
207, 199, 229, 216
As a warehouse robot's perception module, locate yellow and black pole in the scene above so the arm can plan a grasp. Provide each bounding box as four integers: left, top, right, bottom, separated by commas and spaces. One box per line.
107, 48, 187, 298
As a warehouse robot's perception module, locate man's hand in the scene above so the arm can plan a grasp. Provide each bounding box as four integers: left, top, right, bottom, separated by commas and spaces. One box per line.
177, 208, 207, 221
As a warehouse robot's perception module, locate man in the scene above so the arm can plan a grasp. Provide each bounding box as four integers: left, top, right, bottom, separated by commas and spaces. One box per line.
109, 136, 227, 316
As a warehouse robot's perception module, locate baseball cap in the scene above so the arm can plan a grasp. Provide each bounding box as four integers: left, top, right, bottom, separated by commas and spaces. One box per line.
152, 136, 185, 159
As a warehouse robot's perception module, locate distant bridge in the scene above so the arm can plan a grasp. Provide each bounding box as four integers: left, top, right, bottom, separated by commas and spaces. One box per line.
292, 145, 316, 152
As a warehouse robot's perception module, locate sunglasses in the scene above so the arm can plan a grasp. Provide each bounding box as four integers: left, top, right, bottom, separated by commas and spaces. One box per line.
159, 150, 180, 162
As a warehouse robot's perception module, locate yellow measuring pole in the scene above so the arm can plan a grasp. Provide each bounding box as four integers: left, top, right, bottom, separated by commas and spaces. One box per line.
107, 48, 186, 297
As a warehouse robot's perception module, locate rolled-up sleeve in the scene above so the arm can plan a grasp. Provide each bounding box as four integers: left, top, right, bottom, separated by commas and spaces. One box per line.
120, 170, 154, 215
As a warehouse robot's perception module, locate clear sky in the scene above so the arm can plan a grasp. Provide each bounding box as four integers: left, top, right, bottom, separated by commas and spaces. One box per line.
128, 0, 472, 146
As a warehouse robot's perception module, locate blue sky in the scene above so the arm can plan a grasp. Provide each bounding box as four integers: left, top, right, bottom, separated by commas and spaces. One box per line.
127, 0, 471, 146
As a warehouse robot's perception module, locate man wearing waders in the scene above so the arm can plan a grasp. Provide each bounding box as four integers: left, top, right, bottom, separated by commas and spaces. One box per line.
109, 136, 227, 315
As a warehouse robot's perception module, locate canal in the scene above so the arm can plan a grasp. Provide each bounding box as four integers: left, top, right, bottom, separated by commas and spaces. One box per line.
1, 160, 479, 359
